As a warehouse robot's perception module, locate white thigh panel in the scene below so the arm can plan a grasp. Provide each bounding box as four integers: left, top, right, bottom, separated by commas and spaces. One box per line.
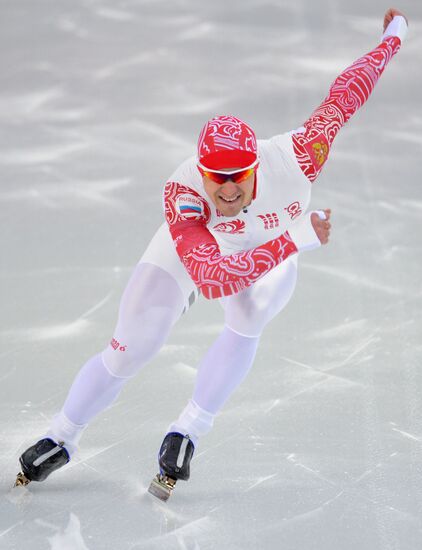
221, 255, 298, 337
139, 222, 198, 312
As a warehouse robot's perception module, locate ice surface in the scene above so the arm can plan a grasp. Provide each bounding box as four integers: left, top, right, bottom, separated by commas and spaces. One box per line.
1, 1, 421, 549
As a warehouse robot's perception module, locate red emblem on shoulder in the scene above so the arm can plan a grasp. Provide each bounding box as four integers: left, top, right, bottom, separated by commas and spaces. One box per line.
212, 219, 246, 234
303, 134, 329, 171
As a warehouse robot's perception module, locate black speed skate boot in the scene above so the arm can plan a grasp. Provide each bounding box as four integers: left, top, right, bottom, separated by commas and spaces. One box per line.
14, 438, 70, 487
148, 432, 194, 502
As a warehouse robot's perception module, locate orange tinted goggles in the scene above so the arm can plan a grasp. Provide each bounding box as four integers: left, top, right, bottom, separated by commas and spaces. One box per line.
197, 159, 259, 185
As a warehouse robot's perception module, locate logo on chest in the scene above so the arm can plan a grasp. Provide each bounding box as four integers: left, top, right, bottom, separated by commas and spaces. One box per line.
212, 219, 246, 234
257, 213, 280, 230
284, 201, 302, 220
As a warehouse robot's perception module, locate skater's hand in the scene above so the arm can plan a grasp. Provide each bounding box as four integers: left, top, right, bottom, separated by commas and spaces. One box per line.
383, 8, 408, 31
287, 208, 331, 252
311, 209, 331, 245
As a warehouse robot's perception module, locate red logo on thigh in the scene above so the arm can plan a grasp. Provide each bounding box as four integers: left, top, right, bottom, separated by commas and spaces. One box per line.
110, 338, 127, 352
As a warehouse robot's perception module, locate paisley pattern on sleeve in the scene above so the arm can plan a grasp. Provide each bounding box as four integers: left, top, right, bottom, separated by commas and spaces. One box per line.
183, 236, 297, 299
292, 36, 401, 182
164, 181, 298, 299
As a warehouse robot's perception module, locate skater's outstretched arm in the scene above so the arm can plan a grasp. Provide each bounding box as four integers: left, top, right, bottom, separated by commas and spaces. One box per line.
164, 181, 331, 299
292, 8, 408, 182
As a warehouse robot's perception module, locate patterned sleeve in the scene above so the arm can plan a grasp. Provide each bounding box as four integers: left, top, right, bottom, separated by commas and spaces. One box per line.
292, 36, 401, 182
164, 181, 298, 299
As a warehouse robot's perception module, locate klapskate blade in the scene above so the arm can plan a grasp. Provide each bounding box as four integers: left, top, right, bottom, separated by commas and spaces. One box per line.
148, 477, 173, 502
14, 472, 31, 488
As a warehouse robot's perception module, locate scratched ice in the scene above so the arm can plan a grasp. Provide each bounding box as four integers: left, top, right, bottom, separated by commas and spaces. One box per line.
0, 1, 421, 549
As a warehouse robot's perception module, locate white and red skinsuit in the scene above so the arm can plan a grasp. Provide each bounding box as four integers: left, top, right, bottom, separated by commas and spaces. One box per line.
42, 18, 407, 458
163, 33, 403, 300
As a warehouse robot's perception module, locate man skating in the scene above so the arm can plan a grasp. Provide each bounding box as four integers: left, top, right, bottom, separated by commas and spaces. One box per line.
16, 9, 408, 501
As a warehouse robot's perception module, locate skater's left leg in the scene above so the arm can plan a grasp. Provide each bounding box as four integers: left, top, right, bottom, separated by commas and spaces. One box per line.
168, 256, 298, 446
168, 326, 260, 445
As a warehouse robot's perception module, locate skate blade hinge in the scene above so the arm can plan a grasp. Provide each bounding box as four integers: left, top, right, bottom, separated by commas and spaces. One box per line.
14, 471, 31, 487
148, 474, 177, 502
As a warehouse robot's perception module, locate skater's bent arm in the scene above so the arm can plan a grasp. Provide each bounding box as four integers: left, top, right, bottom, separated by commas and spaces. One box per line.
174, 229, 298, 299
164, 182, 324, 299
292, 13, 407, 182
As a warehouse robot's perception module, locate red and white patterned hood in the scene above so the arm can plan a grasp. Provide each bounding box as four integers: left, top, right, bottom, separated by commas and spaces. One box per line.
197, 115, 257, 170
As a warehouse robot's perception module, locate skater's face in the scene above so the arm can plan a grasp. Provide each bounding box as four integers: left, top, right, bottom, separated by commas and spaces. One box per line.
201, 167, 256, 217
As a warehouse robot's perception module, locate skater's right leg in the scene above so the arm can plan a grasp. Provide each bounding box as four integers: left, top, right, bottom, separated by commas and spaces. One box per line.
45, 353, 126, 455
46, 262, 186, 456
17, 223, 197, 485
17, 224, 198, 485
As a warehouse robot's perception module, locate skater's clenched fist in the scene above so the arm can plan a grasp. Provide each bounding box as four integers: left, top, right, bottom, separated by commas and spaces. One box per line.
383, 8, 408, 31
311, 209, 331, 245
